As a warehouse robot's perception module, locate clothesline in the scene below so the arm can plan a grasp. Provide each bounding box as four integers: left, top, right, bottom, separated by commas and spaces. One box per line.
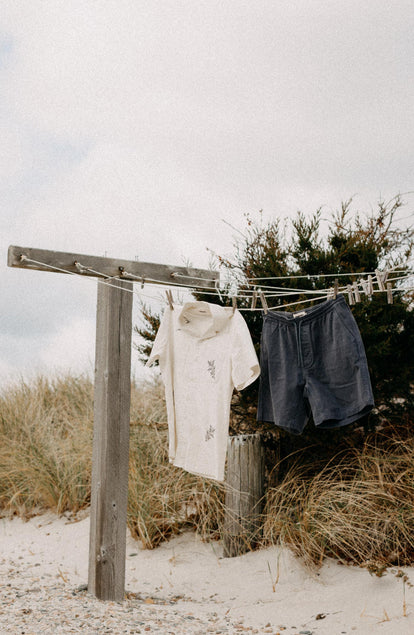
21, 254, 413, 293
172, 262, 412, 285
198, 273, 412, 298
18, 255, 414, 314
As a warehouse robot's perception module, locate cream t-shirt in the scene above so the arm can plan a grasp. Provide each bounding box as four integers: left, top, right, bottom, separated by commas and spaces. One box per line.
146, 301, 260, 481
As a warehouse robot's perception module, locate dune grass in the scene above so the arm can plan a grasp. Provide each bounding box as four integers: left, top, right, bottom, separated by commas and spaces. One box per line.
0, 374, 93, 516
262, 432, 414, 571
0, 373, 224, 548
0, 372, 413, 571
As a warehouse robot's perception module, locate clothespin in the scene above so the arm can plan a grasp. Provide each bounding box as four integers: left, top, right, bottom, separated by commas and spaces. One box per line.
347, 284, 355, 305
74, 261, 87, 274
333, 279, 339, 299
352, 282, 361, 303
259, 291, 268, 314
232, 296, 237, 314
140, 276, 145, 289
360, 279, 369, 296
165, 290, 174, 310
251, 290, 257, 309
375, 269, 387, 291
215, 280, 224, 303
386, 282, 393, 304
367, 274, 373, 298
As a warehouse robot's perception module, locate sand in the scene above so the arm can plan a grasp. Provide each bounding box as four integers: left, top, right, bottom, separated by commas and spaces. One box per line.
1, 511, 413, 634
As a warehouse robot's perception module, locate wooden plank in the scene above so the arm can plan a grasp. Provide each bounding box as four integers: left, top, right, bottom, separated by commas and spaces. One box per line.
223, 434, 264, 557
223, 436, 240, 557
88, 279, 133, 601
7, 245, 219, 288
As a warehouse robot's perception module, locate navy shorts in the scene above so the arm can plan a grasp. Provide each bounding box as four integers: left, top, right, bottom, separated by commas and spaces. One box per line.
257, 296, 374, 434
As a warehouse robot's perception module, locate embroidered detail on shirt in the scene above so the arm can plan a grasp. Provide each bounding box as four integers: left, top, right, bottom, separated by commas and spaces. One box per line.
205, 425, 216, 441
207, 360, 216, 379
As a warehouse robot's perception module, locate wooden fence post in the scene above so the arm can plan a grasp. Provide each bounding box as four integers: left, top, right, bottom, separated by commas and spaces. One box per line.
88, 279, 133, 601
223, 433, 265, 558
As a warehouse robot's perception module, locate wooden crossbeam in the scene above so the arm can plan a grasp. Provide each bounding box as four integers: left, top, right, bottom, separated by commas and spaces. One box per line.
7, 245, 219, 288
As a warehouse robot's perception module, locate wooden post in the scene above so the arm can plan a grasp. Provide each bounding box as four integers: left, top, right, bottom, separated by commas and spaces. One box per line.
223, 433, 264, 558
88, 279, 133, 601
8, 244, 219, 600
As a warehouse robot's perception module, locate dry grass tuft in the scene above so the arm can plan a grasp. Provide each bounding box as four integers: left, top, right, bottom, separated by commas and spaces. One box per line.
0, 374, 94, 517
0, 374, 224, 547
128, 382, 224, 548
262, 434, 414, 570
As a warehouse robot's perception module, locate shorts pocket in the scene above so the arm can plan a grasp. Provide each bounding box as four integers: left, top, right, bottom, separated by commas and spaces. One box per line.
333, 302, 364, 359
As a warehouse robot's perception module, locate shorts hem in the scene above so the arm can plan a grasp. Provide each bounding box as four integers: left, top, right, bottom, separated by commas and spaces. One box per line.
256, 414, 306, 435
315, 403, 374, 429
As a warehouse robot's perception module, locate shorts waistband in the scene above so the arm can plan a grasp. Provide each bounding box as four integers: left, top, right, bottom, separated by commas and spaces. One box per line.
263, 295, 347, 325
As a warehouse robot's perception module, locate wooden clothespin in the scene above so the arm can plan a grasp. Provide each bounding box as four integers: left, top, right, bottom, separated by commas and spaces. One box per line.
352, 282, 361, 303
215, 280, 224, 303
367, 274, 373, 298
333, 279, 339, 299
165, 290, 174, 310
386, 282, 393, 304
259, 291, 268, 314
75, 261, 87, 274
251, 290, 257, 309
232, 296, 237, 314
375, 269, 386, 292
347, 284, 355, 305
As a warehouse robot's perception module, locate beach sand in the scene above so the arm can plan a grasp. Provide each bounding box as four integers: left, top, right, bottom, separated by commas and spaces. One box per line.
1, 511, 413, 634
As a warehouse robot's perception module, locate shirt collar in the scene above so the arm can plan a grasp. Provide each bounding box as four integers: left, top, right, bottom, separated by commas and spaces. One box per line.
177, 301, 232, 339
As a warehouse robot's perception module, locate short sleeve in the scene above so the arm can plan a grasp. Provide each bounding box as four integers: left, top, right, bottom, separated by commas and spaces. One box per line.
146, 307, 171, 367
231, 310, 260, 391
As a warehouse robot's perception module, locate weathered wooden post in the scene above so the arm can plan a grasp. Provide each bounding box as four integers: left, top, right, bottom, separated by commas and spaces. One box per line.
7, 245, 219, 599
88, 278, 133, 601
223, 433, 265, 558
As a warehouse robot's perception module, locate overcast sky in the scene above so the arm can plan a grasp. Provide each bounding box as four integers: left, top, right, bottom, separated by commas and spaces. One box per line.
1, 0, 413, 386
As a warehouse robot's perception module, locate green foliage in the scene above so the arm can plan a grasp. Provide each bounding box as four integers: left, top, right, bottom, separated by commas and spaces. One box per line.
134, 300, 162, 364
136, 196, 414, 458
